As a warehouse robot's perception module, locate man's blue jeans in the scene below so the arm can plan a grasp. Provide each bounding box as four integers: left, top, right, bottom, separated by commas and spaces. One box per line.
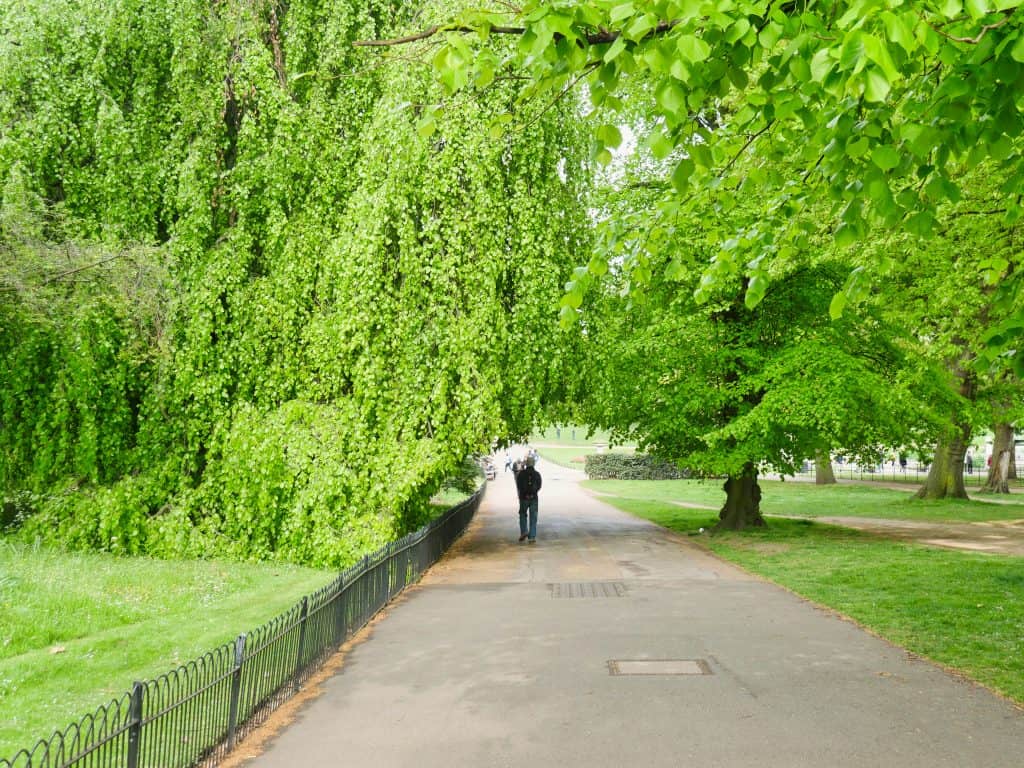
519, 497, 538, 540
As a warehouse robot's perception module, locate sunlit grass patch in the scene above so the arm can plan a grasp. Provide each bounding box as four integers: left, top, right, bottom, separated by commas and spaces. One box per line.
584, 478, 1024, 522
0, 540, 332, 757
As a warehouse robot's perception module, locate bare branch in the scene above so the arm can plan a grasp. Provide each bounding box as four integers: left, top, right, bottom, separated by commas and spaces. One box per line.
40, 252, 133, 286
721, 120, 774, 179
354, 20, 679, 47
922, 11, 1016, 45
519, 61, 601, 132
354, 24, 524, 47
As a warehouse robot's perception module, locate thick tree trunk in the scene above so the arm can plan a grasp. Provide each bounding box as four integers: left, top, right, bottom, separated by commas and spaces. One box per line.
983, 422, 1014, 493
916, 351, 975, 500
915, 434, 970, 499
814, 450, 836, 485
717, 462, 766, 530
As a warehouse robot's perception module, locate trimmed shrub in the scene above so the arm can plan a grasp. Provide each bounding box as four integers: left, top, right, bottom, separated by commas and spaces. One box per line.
584, 453, 689, 480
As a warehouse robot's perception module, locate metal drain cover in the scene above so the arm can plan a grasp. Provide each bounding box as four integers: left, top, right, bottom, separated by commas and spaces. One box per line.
608, 659, 711, 676
550, 582, 627, 598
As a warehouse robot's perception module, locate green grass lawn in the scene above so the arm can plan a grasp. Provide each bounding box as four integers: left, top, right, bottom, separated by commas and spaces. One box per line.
590, 491, 1024, 705
531, 426, 629, 447
583, 478, 1024, 522
535, 445, 635, 469
0, 541, 333, 758
529, 425, 637, 469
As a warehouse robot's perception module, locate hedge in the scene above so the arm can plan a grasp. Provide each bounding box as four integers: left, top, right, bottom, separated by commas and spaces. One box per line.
584, 453, 689, 480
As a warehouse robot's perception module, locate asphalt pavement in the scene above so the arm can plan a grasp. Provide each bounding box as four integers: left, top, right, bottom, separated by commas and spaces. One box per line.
239, 459, 1024, 767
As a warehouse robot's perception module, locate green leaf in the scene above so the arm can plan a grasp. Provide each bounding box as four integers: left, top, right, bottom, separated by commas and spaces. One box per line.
834, 223, 859, 247
965, 0, 990, 17
558, 304, 578, 329
880, 11, 917, 53
829, 291, 848, 319
744, 273, 768, 309
597, 124, 623, 149
870, 145, 900, 170
861, 33, 900, 82
863, 68, 891, 102
588, 255, 609, 277
625, 13, 657, 41
671, 157, 695, 191
646, 130, 675, 159
938, 0, 963, 17
604, 36, 628, 62
417, 115, 437, 138
664, 259, 686, 281
1011, 33, 1024, 63
810, 48, 834, 82
676, 34, 711, 63
655, 79, 687, 115
846, 136, 870, 158
610, 2, 635, 23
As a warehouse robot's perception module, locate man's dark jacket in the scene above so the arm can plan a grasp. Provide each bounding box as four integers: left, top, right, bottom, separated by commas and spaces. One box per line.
516, 466, 542, 500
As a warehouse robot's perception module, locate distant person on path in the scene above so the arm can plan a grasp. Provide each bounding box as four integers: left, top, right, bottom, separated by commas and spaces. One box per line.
504, 451, 512, 473
966, 451, 974, 474
515, 456, 542, 543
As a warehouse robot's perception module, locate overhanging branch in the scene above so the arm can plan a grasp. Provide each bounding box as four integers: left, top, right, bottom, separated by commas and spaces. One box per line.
354, 20, 679, 47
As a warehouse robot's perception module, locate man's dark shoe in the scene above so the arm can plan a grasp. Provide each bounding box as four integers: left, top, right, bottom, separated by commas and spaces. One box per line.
528, 538, 536, 544
519, 534, 528, 542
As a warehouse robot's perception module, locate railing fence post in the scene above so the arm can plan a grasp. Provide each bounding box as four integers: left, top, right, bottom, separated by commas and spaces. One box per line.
126, 681, 144, 768
226, 633, 247, 751
293, 597, 310, 691
334, 574, 347, 646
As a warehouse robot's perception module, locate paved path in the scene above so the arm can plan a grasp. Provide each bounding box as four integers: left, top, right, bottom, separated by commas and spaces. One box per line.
242, 461, 1024, 767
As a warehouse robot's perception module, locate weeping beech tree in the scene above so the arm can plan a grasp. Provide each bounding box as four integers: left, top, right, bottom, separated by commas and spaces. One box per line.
0, 0, 591, 566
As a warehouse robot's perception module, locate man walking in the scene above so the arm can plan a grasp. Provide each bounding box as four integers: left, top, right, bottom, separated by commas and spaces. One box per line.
515, 455, 542, 543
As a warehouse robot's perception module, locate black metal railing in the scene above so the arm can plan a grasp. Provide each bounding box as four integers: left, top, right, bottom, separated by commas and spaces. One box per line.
2, 487, 483, 768
789, 463, 1024, 489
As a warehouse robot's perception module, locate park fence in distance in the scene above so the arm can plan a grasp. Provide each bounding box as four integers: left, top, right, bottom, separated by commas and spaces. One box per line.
2, 487, 483, 768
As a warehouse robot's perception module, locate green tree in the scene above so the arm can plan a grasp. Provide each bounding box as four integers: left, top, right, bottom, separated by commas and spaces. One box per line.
856, 169, 1024, 499
368, 1, 1024, 353
1, 0, 592, 565
573, 174, 937, 527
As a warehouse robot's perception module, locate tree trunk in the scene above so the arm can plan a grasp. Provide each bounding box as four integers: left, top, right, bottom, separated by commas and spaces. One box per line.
717, 462, 766, 530
915, 434, 970, 499
915, 352, 975, 500
814, 450, 836, 485
983, 422, 1014, 493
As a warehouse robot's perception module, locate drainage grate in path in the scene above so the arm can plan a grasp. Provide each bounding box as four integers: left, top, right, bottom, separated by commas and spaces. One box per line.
608, 659, 712, 676
549, 582, 628, 598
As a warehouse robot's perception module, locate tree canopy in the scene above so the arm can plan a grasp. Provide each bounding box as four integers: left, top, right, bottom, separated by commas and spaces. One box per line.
374, 0, 1024, 358
1, 0, 591, 565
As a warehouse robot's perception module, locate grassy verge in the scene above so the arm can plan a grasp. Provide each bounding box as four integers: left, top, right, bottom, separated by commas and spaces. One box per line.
535, 446, 635, 469
583, 478, 1024, 522
592, 493, 1024, 705
0, 541, 333, 758
531, 426, 627, 446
